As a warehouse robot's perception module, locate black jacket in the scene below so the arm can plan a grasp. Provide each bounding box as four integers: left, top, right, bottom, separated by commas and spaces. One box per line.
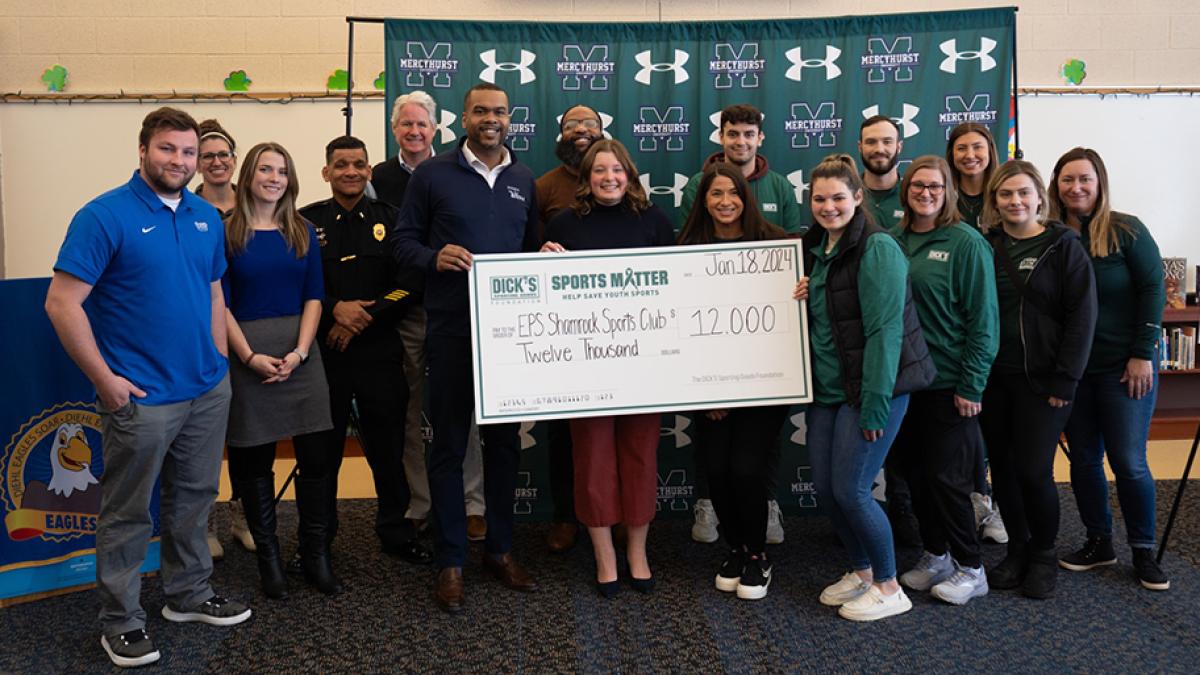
370, 155, 412, 211
802, 212, 937, 406
985, 223, 1098, 399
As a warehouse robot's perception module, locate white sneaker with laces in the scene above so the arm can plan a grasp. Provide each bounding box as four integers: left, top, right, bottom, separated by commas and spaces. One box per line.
838, 585, 913, 621
765, 500, 785, 545
691, 499, 719, 543
980, 507, 1009, 544
819, 572, 871, 606
931, 564, 989, 605
900, 550, 954, 591
971, 492, 989, 528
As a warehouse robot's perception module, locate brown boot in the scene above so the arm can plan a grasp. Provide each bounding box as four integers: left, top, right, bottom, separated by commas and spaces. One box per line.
434, 567, 465, 613
546, 522, 579, 553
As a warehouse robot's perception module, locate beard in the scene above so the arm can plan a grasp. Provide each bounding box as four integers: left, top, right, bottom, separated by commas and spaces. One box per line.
555, 134, 597, 169
861, 151, 899, 176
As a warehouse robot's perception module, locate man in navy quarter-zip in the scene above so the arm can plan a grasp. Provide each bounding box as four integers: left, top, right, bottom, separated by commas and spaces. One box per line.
392, 82, 541, 613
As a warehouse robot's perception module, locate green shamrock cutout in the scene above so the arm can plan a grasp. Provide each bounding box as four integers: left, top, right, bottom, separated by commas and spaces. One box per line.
41, 65, 68, 92
374, 71, 386, 90
1061, 59, 1086, 86
224, 70, 251, 91
327, 69, 350, 90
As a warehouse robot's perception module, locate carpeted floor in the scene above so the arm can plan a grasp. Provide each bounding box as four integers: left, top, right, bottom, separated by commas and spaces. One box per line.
4, 481, 1199, 673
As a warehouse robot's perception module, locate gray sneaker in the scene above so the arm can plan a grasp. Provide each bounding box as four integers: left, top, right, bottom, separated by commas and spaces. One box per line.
765, 500, 785, 545
900, 551, 954, 591
691, 499, 719, 543
931, 564, 989, 605
162, 595, 251, 626
100, 629, 160, 668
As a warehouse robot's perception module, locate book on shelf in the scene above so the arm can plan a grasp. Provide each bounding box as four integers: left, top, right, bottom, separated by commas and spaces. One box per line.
1163, 257, 1186, 309
1160, 325, 1196, 371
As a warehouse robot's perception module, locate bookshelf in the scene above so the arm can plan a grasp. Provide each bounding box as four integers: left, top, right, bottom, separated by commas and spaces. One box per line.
1153, 306, 1200, 440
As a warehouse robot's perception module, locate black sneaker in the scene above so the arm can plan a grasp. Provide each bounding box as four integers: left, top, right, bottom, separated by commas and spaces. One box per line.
162, 595, 252, 626
100, 628, 160, 668
1059, 536, 1117, 571
1132, 548, 1170, 591
735, 554, 772, 600
715, 549, 743, 593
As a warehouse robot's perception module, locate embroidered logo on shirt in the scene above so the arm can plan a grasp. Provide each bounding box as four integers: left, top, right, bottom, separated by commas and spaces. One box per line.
193, 221, 209, 232
507, 186, 526, 202
893, 209, 904, 218
927, 250, 949, 262
762, 202, 778, 212
1018, 256, 1038, 271
373, 223, 386, 242
141, 226, 156, 234
315, 226, 327, 247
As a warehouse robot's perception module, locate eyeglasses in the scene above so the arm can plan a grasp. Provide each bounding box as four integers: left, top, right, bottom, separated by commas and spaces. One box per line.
562, 119, 601, 132
909, 182, 945, 195
200, 151, 234, 163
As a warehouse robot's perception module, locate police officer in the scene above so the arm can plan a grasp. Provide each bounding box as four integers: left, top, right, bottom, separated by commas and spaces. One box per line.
300, 135, 431, 565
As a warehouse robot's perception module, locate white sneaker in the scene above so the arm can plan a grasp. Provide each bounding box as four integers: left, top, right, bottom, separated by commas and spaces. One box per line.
838, 586, 913, 621
980, 508, 1009, 544
206, 513, 224, 561
819, 572, 871, 606
229, 500, 256, 552
900, 550, 954, 591
931, 564, 989, 605
765, 500, 785, 545
691, 499, 719, 543
971, 492, 989, 528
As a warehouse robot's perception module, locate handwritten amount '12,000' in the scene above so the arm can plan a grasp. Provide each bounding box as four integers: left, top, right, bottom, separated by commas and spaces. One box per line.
688, 305, 777, 337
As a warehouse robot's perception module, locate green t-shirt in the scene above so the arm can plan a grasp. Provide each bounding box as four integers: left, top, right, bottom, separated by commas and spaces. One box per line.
957, 191, 984, 231
994, 228, 1053, 374
864, 182, 904, 230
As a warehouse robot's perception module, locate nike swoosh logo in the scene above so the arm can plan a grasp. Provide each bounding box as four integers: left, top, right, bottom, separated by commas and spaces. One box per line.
141, 226, 156, 234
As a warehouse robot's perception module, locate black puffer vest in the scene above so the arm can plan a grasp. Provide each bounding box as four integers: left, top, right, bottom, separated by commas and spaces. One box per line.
802, 212, 937, 405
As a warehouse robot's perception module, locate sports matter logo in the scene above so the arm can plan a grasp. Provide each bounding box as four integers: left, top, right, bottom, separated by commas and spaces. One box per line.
634, 49, 690, 85
862, 103, 921, 139
939, 37, 997, 74
557, 44, 615, 91
398, 41, 458, 89
710, 42, 765, 89
785, 101, 842, 149
479, 48, 537, 84
861, 36, 920, 84
784, 45, 842, 81
939, 93, 998, 138
633, 105, 691, 153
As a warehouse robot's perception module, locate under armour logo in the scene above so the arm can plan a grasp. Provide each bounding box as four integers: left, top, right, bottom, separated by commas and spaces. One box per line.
659, 413, 692, 448
634, 49, 690, 85
518, 421, 536, 450
639, 173, 690, 209
479, 48, 537, 84
555, 111, 614, 141
784, 45, 842, 81
862, 103, 921, 139
872, 468, 887, 502
786, 171, 810, 207
437, 109, 457, 145
789, 411, 807, 444
938, 37, 997, 74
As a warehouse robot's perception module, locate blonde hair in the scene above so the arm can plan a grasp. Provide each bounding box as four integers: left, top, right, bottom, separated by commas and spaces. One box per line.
225, 142, 309, 258
981, 160, 1048, 229
898, 155, 961, 230
1047, 147, 1131, 257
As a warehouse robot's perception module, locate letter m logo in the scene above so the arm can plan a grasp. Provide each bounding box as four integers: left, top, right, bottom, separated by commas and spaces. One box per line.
864, 36, 915, 83
405, 41, 454, 88
713, 42, 760, 89
561, 44, 611, 91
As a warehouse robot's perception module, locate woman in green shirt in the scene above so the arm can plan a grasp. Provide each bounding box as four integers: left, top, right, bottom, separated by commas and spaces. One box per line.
1048, 147, 1169, 591
889, 156, 998, 606
945, 122, 998, 232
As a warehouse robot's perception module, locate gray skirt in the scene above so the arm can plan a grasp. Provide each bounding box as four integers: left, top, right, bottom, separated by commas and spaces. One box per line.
227, 314, 333, 447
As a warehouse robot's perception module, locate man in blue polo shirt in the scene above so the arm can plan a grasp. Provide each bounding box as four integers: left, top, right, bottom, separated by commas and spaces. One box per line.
393, 82, 540, 613
45, 107, 251, 668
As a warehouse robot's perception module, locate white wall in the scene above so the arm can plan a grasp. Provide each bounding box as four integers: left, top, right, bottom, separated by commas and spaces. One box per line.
2, 93, 1197, 287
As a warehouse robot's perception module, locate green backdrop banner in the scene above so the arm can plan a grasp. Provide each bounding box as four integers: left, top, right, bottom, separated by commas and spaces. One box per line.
386, 9, 1014, 520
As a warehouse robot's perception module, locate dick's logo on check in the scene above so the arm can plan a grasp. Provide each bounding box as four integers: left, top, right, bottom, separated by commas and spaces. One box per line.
490, 275, 541, 302
398, 41, 458, 88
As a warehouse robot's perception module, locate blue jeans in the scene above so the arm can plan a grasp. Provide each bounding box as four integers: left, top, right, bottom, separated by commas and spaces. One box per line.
1064, 368, 1158, 548
808, 395, 909, 582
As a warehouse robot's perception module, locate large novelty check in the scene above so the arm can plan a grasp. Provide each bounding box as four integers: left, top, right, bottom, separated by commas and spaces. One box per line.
468, 241, 812, 424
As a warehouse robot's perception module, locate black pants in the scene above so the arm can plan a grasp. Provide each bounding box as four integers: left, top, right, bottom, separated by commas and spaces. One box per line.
227, 432, 331, 488
696, 405, 788, 553
321, 333, 415, 548
892, 389, 983, 568
547, 419, 576, 522
694, 414, 784, 501
979, 372, 1072, 552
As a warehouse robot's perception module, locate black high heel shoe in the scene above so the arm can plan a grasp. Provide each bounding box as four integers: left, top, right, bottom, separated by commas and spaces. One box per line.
596, 579, 620, 598
628, 576, 656, 594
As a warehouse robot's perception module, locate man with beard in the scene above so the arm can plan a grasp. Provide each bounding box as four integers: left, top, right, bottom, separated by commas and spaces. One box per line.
46, 107, 250, 668
859, 115, 906, 229
371, 90, 490, 546
679, 103, 802, 234
532, 104, 605, 553
393, 83, 541, 613
299, 135, 433, 566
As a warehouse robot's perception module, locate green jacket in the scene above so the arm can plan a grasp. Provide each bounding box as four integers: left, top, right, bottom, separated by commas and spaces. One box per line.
1079, 211, 1165, 374
864, 181, 904, 230
891, 221, 999, 401
679, 153, 803, 233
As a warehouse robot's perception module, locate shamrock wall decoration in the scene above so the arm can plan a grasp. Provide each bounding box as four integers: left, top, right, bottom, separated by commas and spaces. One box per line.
1060, 59, 1086, 86
224, 70, 252, 91
327, 69, 350, 90
41, 65, 69, 92
374, 71, 386, 90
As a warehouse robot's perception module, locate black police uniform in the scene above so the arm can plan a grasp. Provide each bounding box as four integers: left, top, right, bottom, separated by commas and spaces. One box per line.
300, 195, 424, 554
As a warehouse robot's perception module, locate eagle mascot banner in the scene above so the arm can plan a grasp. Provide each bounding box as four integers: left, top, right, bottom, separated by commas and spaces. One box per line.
388, 8, 1015, 520
1, 278, 160, 602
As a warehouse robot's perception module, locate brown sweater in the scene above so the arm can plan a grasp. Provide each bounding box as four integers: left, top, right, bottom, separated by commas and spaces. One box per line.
535, 164, 580, 237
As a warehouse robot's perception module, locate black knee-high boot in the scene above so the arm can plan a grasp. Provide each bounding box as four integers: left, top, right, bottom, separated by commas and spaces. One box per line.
296, 472, 343, 595
234, 473, 288, 599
